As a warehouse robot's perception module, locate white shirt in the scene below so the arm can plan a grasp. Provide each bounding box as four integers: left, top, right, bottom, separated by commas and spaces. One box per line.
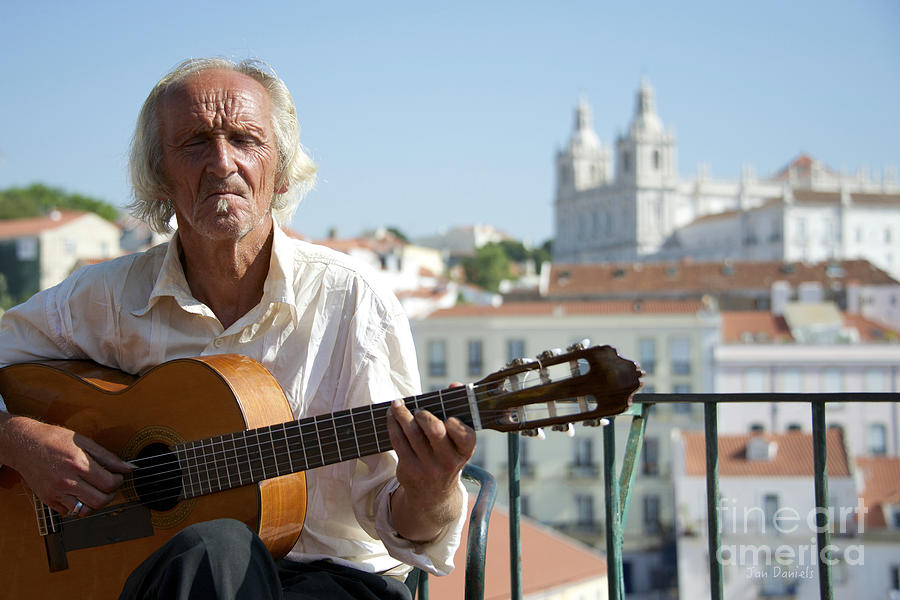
0, 225, 465, 577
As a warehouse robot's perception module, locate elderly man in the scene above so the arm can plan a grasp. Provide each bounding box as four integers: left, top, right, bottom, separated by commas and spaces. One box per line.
0, 58, 475, 599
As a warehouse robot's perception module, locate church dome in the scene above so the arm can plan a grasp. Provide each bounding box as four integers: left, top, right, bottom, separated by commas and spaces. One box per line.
629, 77, 664, 138
569, 97, 601, 151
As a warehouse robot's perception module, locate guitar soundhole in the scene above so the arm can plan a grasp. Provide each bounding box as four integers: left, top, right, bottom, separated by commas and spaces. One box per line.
133, 443, 182, 512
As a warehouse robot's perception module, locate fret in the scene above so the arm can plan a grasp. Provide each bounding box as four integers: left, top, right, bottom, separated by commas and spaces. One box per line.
314, 415, 340, 468
284, 421, 308, 471
369, 404, 381, 453
437, 389, 448, 421
235, 432, 253, 485
331, 415, 343, 463
246, 429, 264, 482
221, 433, 236, 488
175, 444, 197, 498
348, 407, 364, 458
299, 418, 324, 469
270, 425, 293, 476
210, 437, 224, 492
282, 423, 295, 473
255, 426, 278, 479
333, 409, 359, 462
190, 441, 209, 496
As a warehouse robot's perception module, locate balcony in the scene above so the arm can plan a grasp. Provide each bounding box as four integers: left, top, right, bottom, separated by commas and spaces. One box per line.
418, 390, 899, 600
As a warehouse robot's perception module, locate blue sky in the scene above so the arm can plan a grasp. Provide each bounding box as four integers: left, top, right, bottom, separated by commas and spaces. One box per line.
1, 1, 898, 245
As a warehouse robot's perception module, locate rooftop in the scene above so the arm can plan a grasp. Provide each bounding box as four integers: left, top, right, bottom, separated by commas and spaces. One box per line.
545, 259, 897, 298
682, 429, 851, 478
426, 299, 705, 319
0, 210, 97, 238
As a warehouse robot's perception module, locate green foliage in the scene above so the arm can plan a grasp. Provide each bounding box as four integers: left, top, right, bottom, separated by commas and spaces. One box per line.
461, 238, 554, 291
0, 183, 118, 222
462, 243, 511, 292
385, 226, 409, 243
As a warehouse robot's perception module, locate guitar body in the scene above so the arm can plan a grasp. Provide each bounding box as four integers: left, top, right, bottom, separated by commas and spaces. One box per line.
0, 355, 306, 599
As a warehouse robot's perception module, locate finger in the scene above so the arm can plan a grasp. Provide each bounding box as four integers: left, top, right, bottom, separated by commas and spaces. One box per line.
445, 418, 477, 457
78, 435, 134, 474
386, 404, 415, 461
390, 400, 431, 457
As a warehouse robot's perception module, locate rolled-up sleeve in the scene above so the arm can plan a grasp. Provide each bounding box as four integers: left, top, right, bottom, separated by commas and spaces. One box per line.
348, 303, 467, 575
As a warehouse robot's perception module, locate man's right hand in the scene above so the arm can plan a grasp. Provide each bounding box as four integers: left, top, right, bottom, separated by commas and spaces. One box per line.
0, 413, 133, 517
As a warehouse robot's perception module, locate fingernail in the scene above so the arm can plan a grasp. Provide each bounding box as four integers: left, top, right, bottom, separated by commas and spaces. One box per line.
124, 461, 138, 469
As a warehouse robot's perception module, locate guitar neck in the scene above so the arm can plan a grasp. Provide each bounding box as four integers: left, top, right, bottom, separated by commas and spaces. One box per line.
173, 387, 477, 499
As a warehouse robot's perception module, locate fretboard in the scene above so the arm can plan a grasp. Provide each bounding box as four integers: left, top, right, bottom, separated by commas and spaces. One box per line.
173, 388, 476, 500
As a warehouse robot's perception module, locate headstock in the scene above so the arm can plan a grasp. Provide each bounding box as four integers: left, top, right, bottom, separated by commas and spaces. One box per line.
473, 342, 642, 433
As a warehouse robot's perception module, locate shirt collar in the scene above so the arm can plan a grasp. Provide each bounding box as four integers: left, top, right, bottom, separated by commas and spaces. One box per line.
132, 224, 299, 325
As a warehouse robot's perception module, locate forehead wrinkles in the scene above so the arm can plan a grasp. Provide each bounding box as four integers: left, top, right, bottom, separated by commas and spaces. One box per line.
162, 73, 272, 134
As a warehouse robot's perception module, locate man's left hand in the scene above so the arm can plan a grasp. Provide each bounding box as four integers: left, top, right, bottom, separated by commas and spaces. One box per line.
386, 395, 476, 543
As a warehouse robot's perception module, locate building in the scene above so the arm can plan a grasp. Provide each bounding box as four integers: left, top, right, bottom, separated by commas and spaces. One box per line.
538, 258, 900, 331
412, 299, 719, 598
714, 307, 900, 459
855, 457, 900, 598
0, 210, 121, 302
553, 80, 900, 281
673, 429, 859, 599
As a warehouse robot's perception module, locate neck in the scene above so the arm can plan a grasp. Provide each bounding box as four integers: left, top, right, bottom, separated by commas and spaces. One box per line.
178, 220, 275, 329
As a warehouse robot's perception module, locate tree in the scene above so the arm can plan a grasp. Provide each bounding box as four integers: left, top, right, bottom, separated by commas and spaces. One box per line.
0, 183, 119, 222
462, 243, 511, 292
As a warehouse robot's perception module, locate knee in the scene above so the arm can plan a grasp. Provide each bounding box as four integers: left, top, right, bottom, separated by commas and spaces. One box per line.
175, 518, 257, 554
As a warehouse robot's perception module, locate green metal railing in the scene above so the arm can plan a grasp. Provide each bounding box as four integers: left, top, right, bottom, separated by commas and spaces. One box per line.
504, 391, 898, 600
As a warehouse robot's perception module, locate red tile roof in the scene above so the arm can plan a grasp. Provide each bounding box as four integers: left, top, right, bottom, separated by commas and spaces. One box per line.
426, 299, 705, 319
856, 456, 900, 529
721, 310, 900, 343
0, 210, 90, 238
545, 259, 897, 298
682, 429, 851, 477
428, 499, 607, 599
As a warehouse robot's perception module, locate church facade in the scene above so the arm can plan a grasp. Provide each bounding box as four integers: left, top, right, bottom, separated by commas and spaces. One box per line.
553, 80, 900, 281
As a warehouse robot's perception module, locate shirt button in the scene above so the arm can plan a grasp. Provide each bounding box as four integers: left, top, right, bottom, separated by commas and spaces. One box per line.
214, 338, 224, 348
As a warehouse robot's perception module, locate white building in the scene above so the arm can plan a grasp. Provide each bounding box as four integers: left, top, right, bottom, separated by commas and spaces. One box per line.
714, 307, 900, 459
412, 299, 720, 597
553, 80, 900, 280
0, 210, 121, 301
673, 429, 860, 599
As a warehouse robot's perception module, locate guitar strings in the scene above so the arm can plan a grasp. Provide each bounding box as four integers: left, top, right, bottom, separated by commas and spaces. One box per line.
52, 385, 520, 523
58, 368, 611, 525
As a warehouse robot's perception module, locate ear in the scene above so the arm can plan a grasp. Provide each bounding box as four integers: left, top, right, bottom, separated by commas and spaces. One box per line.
276, 182, 289, 195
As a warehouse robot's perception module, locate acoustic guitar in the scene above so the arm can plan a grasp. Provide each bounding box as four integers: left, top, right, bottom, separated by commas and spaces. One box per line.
0, 344, 640, 598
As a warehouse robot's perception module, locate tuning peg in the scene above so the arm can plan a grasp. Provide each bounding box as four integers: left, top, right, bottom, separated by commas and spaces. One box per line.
567, 339, 591, 352
507, 357, 536, 368
551, 422, 576, 436
584, 418, 610, 427
522, 427, 546, 440
537, 348, 563, 361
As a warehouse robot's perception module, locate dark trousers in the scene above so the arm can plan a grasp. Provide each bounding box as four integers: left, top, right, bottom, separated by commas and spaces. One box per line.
118, 519, 412, 600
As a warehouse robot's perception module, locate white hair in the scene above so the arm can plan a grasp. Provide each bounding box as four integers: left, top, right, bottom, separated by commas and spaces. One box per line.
127, 57, 317, 233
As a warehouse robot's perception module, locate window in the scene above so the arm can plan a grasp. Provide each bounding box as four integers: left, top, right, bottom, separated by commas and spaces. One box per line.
653, 150, 660, 170
507, 339, 526, 363
673, 384, 692, 414
669, 336, 691, 375
777, 369, 802, 392
869, 423, 888, 455
622, 151, 631, 174
642, 437, 659, 476
467, 339, 483, 376
750, 423, 766, 433
865, 368, 888, 392
744, 368, 767, 392
573, 438, 594, 466
822, 369, 843, 392
427, 340, 446, 377
643, 495, 661, 534
575, 494, 594, 526
638, 338, 656, 375
763, 494, 779, 533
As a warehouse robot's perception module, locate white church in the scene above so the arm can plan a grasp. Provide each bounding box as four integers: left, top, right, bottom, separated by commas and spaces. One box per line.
552, 79, 900, 281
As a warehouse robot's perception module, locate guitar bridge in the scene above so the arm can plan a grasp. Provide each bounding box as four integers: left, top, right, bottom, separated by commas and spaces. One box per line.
36, 500, 155, 572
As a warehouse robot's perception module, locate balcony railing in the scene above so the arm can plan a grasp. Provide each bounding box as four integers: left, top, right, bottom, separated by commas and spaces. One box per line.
506, 392, 898, 600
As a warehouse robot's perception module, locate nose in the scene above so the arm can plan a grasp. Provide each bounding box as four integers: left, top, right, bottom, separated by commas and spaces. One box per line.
207, 137, 238, 178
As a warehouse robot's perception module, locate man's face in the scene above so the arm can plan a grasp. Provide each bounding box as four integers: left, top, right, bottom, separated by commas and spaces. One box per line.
158, 69, 281, 242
